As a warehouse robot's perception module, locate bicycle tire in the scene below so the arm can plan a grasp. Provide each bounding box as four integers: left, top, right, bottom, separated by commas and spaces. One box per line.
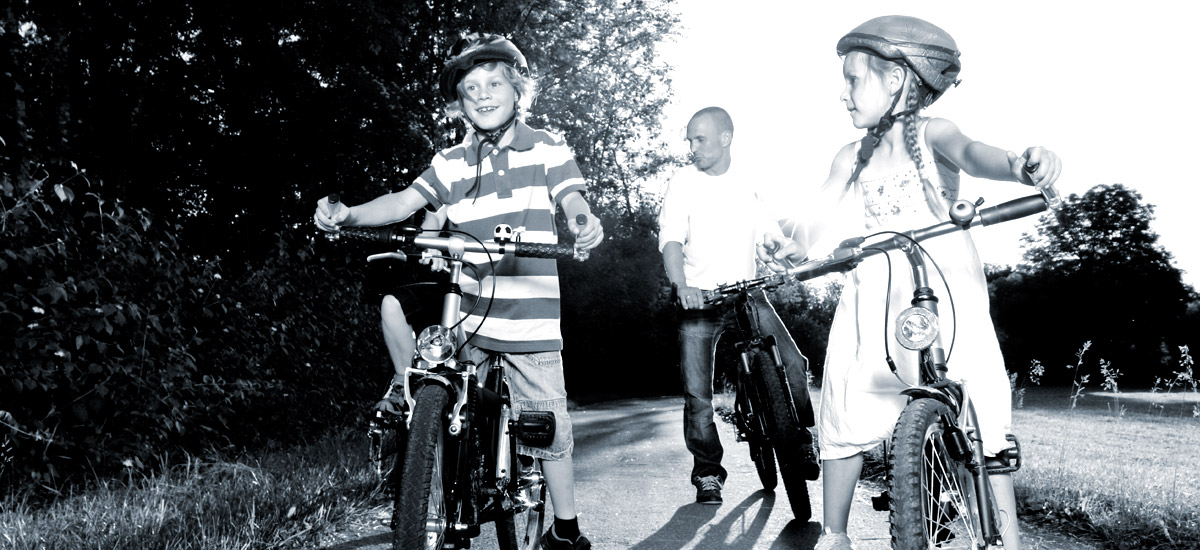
748, 347, 812, 522
736, 379, 778, 491
494, 456, 546, 550
889, 398, 986, 550
393, 384, 451, 550
383, 423, 408, 496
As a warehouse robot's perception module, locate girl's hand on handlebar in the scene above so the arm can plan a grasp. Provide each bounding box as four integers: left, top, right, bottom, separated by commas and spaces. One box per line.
570, 213, 605, 250
314, 195, 349, 232
1007, 147, 1062, 189
758, 234, 802, 273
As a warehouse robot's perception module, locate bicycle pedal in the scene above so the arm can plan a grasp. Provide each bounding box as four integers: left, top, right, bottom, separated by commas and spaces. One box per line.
871, 490, 890, 511
515, 410, 555, 447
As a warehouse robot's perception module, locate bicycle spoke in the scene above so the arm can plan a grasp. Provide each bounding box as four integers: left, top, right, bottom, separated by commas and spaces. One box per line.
920, 432, 980, 549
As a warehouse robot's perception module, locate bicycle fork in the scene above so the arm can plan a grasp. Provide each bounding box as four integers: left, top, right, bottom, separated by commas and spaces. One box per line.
900, 240, 1007, 547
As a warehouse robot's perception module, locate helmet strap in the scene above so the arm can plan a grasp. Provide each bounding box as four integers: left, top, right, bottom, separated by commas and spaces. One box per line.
471, 108, 517, 146
844, 90, 916, 188
465, 109, 517, 205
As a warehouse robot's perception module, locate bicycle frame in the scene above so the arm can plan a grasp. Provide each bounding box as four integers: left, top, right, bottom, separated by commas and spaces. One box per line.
707, 283, 801, 427
342, 225, 582, 549
774, 193, 1050, 548
694, 280, 816, 520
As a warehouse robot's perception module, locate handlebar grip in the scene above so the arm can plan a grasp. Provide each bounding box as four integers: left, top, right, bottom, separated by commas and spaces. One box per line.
336, 225, 419, 244
513, 242, 578, 260
328, 193, 340, 206
335, 226, 395, 243
977, 195, 1047, 226
576, 213, 587, 225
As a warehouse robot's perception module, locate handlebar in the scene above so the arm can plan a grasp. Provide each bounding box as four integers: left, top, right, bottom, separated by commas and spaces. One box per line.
699, 193, 1049, 304
336, 225, 587, 262
785, 194, 1048, 283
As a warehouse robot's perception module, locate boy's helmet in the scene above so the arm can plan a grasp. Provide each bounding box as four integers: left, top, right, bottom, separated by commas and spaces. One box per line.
837, 15, 961, 104
440, 33, 528, 102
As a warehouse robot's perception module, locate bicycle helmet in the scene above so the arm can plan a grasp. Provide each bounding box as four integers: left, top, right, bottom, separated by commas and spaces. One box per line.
440, 33, 528, 103
837, 15, 961, 105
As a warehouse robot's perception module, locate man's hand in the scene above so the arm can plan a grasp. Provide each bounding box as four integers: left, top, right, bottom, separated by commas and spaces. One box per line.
675, 284, 705, 310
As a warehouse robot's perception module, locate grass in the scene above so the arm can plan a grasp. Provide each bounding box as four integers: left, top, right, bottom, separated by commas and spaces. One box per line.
5, 387, 1199, 549
0, 429, 387, 550
1011, 387, 1200, 549
719, 384, 1200, 549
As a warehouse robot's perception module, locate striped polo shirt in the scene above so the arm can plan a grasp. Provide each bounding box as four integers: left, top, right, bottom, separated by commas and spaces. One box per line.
412, 122, 585, 352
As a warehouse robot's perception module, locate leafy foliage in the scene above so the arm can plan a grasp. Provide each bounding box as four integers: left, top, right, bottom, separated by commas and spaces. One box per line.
991, 184, 1197, 385
0, 172, 384, 492
1, 0, 683, 492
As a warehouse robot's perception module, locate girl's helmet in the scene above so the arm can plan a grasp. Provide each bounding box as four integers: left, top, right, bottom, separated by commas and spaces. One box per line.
440, 33, 528, 103
837, 15, 961, 105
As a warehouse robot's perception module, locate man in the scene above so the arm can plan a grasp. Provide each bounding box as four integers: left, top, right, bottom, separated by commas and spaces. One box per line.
657, 107, 817, 505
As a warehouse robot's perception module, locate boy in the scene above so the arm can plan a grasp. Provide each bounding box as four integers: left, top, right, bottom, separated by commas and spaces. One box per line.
314, 32, 602, 550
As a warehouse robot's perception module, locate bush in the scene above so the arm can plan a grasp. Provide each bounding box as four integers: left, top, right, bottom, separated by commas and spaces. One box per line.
0, 175, 384, 495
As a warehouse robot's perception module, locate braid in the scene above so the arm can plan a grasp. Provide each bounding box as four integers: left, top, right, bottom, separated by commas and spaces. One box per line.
901, 76, 952, 220
903, 77, 926, 184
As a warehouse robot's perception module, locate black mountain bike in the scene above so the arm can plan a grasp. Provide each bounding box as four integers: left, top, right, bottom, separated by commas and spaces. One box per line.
777, 192, 1054, 549
677, 282, 818, 522
343, 221, 588, 550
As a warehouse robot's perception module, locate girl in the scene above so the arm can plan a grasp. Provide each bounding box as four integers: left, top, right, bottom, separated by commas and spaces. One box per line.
761, 15, 1061, 550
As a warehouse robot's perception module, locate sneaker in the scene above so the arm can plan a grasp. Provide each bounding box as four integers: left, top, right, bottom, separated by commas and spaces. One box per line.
540, 526, 592, 549
814, 528, 855, 550
797, 441, 820, 481
374, 377, 406, 415
695, 475, 723, 505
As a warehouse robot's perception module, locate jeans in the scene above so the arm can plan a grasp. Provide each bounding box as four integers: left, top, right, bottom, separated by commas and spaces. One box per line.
678, 289, 814, 484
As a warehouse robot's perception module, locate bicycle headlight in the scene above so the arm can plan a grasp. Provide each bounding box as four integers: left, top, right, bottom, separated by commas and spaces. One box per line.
895, 306, 940, 350
416, 326, 457, 363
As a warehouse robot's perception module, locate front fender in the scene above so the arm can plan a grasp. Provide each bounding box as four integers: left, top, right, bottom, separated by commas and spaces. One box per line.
900, 386, 959, 413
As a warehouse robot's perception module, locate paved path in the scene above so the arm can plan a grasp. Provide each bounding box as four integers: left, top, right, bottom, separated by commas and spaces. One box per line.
322, 396, 1101, 549
568, 397, 884, 550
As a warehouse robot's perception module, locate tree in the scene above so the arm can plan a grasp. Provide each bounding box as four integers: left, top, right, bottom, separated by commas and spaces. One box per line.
2, 0, 684, 489
991, 184, 1193, 385
4, 1, 680, 261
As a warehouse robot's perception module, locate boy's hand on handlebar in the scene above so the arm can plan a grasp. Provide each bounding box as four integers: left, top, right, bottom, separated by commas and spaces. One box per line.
757, 234, 801, 273
1007, 147, 1062, 189
314, 195, 349, 232
570, 213, 605, 250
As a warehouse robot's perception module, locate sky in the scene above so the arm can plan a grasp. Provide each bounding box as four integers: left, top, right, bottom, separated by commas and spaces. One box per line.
657, 0, 1200, 289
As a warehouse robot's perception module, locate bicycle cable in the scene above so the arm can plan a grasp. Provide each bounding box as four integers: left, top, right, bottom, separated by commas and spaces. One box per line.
444, 228, 496, 356
864, 231, 959, 384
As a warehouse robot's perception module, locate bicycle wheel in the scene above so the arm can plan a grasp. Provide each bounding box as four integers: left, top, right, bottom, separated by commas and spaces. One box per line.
393, 384, 451, 550
494, 456, 546, 550
736, 380, 778, 490
748, 347, 812, 522
889, 398, 986, 550
381, 422, 408, 495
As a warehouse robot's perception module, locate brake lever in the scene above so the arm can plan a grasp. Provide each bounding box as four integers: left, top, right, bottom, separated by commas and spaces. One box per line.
367, 251, 409, 263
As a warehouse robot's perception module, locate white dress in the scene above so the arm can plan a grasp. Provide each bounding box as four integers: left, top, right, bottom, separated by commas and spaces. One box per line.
818, 120, 1014, 460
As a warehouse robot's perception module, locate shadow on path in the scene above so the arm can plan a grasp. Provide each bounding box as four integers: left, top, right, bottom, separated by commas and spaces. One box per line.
323, 532, 389, 550
628, 502, 719, 550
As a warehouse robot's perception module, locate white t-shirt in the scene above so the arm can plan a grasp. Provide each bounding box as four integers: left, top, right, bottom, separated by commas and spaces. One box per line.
657, 163, 777, 290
